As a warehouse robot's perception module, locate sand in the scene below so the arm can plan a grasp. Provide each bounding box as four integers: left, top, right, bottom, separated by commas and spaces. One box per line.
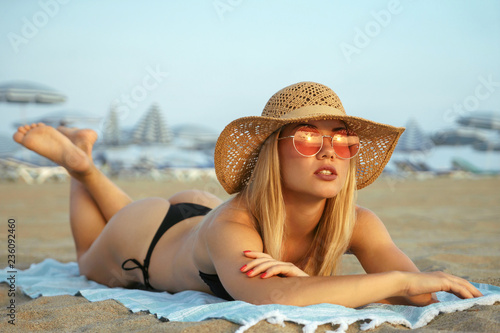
1, 175, 499, 332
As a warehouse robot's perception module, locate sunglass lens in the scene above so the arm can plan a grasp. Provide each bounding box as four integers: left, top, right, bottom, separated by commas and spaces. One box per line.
293, 127, 322, 156
332, 129, 360, 159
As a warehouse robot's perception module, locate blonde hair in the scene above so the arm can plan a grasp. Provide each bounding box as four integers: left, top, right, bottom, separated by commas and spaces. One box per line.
238, 129, 358, 276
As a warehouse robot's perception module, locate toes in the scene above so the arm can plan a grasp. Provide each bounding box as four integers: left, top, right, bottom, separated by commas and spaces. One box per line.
13, 132, 23, 143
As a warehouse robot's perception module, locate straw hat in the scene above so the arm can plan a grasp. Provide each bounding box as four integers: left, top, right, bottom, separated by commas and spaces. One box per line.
215, 81, 405, 194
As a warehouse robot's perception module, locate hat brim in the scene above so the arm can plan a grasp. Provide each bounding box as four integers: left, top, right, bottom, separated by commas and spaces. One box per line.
215, 110, 405, 194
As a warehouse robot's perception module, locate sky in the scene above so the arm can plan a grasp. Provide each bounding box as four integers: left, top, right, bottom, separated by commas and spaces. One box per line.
1, 0, 500, 142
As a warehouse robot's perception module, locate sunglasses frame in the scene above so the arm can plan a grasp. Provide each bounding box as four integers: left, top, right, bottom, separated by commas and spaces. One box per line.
278, 126, 360, 159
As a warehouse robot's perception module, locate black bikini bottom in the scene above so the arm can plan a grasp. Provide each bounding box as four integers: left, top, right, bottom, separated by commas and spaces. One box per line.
121, 202, 212, 290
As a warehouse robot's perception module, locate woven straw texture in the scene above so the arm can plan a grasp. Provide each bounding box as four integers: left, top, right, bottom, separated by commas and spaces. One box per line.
215, 82, 405, 194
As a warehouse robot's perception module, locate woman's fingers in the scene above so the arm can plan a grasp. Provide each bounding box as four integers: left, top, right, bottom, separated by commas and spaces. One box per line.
241, 258, 286, 276
259, 263, 309, 278
446, 275, 482, 299
472, 286, 484, 297
461, 278, 483, 298
435, 272, 482, 299
240, 251, 309, 278
405, 271, 483, 301
243, 250, 272, 259
240, 251, 275, 274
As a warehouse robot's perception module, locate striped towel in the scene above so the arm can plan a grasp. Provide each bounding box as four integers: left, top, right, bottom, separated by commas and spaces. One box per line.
2, 259, 499, 332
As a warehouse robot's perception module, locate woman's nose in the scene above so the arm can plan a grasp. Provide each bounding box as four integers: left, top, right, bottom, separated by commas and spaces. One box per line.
316, 136, 336, 159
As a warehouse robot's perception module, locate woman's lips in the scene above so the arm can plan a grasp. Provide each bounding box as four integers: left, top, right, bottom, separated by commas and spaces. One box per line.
314, 166, 338, 180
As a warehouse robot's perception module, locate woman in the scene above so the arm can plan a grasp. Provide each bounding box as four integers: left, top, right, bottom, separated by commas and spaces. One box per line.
13, 81, 481, 307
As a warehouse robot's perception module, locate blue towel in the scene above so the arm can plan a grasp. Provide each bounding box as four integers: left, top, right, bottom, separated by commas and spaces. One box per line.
2, 259, 500, 332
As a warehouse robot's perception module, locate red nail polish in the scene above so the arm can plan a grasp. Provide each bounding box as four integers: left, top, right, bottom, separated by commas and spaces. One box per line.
240, 265, 247, 271
246, 270, 253, 276
243, 250, 251, 253
261, 273, 267, 278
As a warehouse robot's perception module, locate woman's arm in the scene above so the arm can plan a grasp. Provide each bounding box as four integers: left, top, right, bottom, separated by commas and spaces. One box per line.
349, 206, 420, 275
204, 214, 481, 307
348, 206, 470, 305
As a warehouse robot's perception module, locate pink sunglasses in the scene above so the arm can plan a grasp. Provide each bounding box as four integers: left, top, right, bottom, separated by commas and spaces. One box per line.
278, 126, 360, 159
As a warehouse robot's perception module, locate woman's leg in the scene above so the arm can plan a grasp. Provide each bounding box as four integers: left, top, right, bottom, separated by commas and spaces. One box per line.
69, 178, 107, 259
77, 197, 171, 288
55, 126, 107, 259
13, 124, 132, 258
14, 124, 132, 221
13, 124, 167, 287
57, 125, 133, 222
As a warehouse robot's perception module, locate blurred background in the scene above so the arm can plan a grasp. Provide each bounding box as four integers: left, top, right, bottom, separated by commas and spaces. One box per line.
1, 0, 499, 182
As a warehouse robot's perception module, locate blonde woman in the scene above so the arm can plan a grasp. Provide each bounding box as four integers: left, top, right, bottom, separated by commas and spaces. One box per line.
13, 82, 481, 307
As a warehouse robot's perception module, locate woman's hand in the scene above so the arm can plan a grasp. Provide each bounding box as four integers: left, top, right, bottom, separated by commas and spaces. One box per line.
239, 251, 309, 279
400, 271, 483, 306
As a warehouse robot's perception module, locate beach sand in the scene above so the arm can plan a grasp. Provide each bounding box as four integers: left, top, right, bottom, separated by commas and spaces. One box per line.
1, 175, 499, 332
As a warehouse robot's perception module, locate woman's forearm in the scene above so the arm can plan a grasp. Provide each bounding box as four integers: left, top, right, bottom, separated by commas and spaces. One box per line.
245, 271, 405, 307
241, 270, 481, 307
290, 272, 405, 307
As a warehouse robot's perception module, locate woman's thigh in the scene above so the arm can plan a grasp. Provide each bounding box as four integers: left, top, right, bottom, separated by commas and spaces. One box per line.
78, 197, 170, 287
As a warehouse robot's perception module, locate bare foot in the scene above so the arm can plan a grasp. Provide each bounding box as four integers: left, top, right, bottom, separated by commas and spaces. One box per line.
13, 123, 90, 173
57, 126, 98, 156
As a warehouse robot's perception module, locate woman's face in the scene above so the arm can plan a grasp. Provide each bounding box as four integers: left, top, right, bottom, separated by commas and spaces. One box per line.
278, 119, 352, 201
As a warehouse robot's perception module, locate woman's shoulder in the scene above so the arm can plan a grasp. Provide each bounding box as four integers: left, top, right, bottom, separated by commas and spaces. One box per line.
191, 197, 264, 273
197, 197, 264, 265
350, 205, 392, 252
354, 205, 380, 223
201, 196, 258, 233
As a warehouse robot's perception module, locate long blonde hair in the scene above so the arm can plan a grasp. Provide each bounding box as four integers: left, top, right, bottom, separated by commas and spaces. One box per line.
238, 129, 358, 276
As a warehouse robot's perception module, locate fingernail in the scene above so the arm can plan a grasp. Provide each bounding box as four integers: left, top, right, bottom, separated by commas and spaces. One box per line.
243, 250, 251, 253
261, 273, 267, 278
246, 270, 253, 276
240, 265, 247, 272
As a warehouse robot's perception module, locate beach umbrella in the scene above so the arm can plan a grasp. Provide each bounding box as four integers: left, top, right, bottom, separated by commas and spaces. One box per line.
473, 140, 500, 152
0, 81, 66, 104
132, 104, 171, 145
0, 80, 67, 126
12, 110, 102, 128
454, 112, 500, 153
395, 118, 434, 153
392, 118, 435, 172
431, 128, 489, 146
456, 111, 500, 131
